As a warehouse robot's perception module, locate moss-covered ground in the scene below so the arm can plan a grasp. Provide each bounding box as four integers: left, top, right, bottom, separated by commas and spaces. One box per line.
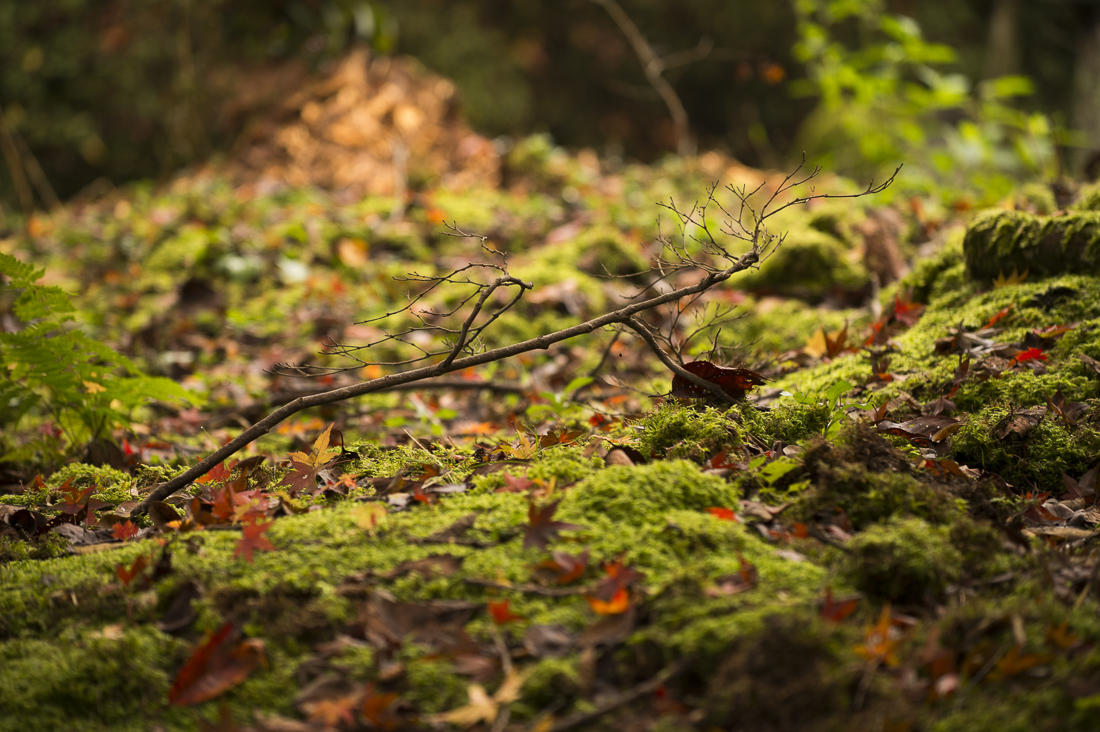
6, 141, 1100, 731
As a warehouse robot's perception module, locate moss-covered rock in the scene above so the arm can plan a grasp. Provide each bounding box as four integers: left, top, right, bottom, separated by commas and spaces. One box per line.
963, 209, 1100, 281
561, 460, 738, 526
634, 402, 742, 462
840, 517, 961, 604
702, 612, 857, 732
739, 226, 871, 301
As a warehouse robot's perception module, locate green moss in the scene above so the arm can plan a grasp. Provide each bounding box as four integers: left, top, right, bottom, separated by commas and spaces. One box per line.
739, 225, 870, 300
951, 404, 1100, 491
719, 297, 861, 354
49, 463, 133, 503
0, 532, 70, 563
404, 657, 469, 714
1073, 182, 1100, 212
524, 446, 602, 486
0, 626, 183, 731
511, 655, 581, 719
963, 209, 1100, 281
798, 426, 963, 529
896, 229, 974, 307
634, 402, 741, 461
736, 400, 831, 445
841, 517, 961, 604
561, 461, 737, 526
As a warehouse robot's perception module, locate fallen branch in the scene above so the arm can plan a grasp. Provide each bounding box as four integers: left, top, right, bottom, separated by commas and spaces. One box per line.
134, 163, 898, 516
134, 253, 758, 514
539, 659, 688, 732
463, 578, 599, 597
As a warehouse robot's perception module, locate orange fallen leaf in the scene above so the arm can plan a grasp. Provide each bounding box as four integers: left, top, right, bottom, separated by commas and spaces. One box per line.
488, 600, 525, 625
234, 515, 276, 563
706, 507, 739, 522
115, 554, 149, 586
586, 587, 630, 615
169, 623, 266, 706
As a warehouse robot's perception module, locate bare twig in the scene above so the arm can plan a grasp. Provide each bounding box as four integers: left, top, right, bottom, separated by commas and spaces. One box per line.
133, 166, 899, 515
590, 0, 696, 156
464, 578, 599, 598
537, 659, 688, 732
0, 108, 33, 214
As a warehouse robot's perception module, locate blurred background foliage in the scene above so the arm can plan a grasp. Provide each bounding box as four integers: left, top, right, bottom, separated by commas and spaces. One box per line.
1, 0, 1098, 211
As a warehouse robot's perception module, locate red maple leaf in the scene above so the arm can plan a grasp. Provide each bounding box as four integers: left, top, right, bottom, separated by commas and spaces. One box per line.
197, 460, 235, 486
360, 682, 400, 729
706, 507, 739, 522
537, 549, 590, 584
55, 479, 111, 526
168, 623, 266, 706
820, 586, 860, 623
488, 600, 525, 624
112, 520, 139, 541
892, 293, 925, 327
982, 305, 1012, 329
497, 473, 535, 494
864, 318, 892, 347
521, 500, 584, 550
234, 515, 276, 562
586, 587, 630, 615
115, 554, 150, 586
670, 361, 767, 401
591, 558, 646, 602
1013, 347, 1047, 364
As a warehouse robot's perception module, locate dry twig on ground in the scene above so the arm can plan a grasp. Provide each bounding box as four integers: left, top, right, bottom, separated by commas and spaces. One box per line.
134, 161, 899, 515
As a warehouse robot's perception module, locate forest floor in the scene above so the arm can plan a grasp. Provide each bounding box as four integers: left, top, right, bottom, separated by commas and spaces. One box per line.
5, 53, 1100, 732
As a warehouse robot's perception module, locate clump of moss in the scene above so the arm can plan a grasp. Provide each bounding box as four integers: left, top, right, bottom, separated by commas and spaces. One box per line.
48, 463, 132, 503
1073, 181, 1100, 212
736, 400, 831, 446
840, 517, 962, 605
525, 446, 602, 486
561, 460, 738, 526
963, 209, 1100, 281
739, 226, 870, 301
797, 425, 961, 529
894, 230, 973, 308
634, 402, 741, 462
0, 533, 70, 563
0, 626, 182, 731
951, 403, 1100, 492
702, 612, 857, 732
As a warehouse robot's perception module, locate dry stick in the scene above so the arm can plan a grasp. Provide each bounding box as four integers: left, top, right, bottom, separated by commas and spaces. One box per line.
0, 108, 33, 213
540, 659, 688, 732
623, 315, 736, 404
136, 166, 899, 516
133, 251, 759, 515
464, 578, 599, 598
591, 0, 695, 156
11, 127, 60, 210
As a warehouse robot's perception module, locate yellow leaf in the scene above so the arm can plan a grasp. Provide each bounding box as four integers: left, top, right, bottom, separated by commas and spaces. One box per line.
804, 328, 829, 359
83, 380, 106, 394
493, 669, 531, 705
312, 423, 334, 457
431, 683, 496, 727
352, 503, 387, 531
429, 670, 531, 728
993, 267, 1028, 289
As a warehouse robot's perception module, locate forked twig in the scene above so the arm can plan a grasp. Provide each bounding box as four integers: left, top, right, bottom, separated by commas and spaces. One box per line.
133, 165, 899, 515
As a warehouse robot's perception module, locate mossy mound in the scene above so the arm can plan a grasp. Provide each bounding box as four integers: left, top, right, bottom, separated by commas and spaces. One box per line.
702, 613, 858, 732
840, 517, 961, 605
739, 226, 871, 301
963, 209, 1100, 281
